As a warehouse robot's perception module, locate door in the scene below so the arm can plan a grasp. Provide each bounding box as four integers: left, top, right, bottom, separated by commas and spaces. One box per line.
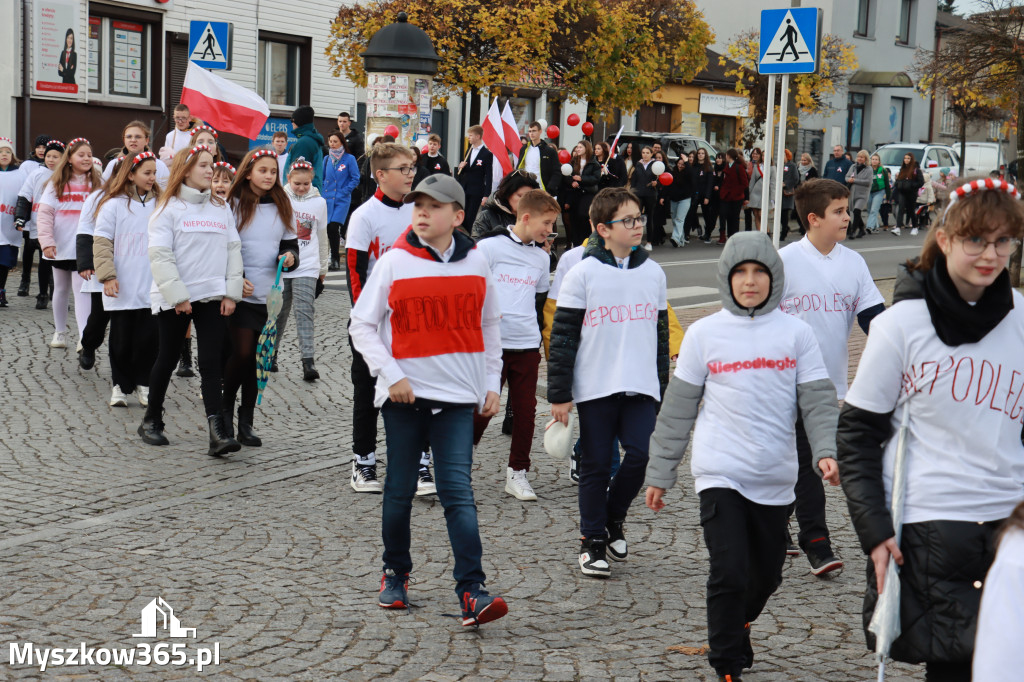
638, 103, 672, 132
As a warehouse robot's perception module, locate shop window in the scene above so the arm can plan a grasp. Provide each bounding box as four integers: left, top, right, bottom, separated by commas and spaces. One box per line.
87, 15, 150, 101
940, 95, 958, 136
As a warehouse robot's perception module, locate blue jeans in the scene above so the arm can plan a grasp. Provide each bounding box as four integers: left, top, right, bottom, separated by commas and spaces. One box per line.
866, 191, 885, 229
381, 399, 486, 596
670, 199, 691, 243
576, 394, 657, 538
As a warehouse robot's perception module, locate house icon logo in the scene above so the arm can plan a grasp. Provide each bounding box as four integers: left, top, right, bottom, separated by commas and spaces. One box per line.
132, 597, 197, 639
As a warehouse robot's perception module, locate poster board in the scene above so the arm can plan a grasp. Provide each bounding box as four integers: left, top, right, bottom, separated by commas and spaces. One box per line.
34, 0, 82, 96
365, 73, 432, 148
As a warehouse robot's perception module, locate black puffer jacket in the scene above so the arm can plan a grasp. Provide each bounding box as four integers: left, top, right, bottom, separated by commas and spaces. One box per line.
547, 238, 669, 404
471, 195, 515, 240
837, 261, 1007, 665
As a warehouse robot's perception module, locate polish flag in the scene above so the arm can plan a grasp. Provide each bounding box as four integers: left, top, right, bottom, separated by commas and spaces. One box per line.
482, 99, 513, 177
180, 62, 270, 140
501, 102, 522, 162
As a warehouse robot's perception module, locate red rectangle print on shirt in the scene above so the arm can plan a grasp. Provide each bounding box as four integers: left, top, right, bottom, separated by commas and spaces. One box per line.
389, 275, 487, 359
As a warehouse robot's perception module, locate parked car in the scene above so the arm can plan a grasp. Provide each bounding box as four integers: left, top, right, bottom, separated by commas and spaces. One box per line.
874, 143, 961, 179
609, 132, 718, 166
958, 142, 1006, 175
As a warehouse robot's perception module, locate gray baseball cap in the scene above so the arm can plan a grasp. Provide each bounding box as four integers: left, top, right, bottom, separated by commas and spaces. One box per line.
403, 173, 466, 209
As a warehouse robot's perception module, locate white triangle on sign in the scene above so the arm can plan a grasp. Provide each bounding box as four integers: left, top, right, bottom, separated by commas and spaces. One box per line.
762, 11, 813, 65
190, 23, 225, 63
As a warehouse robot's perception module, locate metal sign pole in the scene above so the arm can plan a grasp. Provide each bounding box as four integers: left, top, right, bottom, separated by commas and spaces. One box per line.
772, 74, 790, 249
760, 75, 776, 232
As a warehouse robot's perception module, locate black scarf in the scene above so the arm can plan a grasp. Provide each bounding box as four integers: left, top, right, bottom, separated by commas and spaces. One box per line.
922, 254, 1013, 346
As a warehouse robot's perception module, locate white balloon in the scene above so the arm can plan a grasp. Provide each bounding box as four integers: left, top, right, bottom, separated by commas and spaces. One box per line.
651, 160, 666, 176
537, 118, 548, 131
561, 163, 573, 176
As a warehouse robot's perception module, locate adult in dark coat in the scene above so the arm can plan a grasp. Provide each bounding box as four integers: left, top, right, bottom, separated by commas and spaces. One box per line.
778, 150, 802, 241
629, 146, 659, 247
893, 154, 925, 231
594, 141, 626, 190
336, 113, 365, 161
455, 125, 493, 231
560, 141, 601, 247
684, 149, 714, 240
517, 122, 560, 195
823, 144, 853, 184
717, 148, 749, 242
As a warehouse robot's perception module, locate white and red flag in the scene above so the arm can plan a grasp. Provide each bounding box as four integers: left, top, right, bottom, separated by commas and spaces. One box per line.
181, 62, 270, 140
608, 125, 625, 158
501, 102, 523, 163
482, 99, 513, 176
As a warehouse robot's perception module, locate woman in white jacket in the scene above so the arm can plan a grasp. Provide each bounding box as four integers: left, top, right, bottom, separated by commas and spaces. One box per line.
140, 144, 244, 457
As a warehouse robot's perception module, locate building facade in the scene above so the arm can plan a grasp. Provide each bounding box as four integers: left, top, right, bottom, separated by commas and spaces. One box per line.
695, 0, 938, 166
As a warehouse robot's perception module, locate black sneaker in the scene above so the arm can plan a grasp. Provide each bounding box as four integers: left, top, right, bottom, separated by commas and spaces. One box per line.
460, 587, 508, 626
0, 289, 7, 307
717, 675, 742, 682
785, 530, 800, 556
579, 537, 611, 578
379, 569, 409, 609
807, 542, 843, 576
78, 347, 96, 370
606, 520, 627, 561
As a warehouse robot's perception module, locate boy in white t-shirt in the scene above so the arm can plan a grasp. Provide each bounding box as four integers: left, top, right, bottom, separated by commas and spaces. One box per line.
778, 178, 886, 576
472, 190, 558, 501
548, 187, 669, 578
272, 131, 290, 185
645, 231, 840, 682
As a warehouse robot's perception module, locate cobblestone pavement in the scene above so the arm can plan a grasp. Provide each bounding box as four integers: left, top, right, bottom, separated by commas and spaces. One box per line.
0, 278, 928, 680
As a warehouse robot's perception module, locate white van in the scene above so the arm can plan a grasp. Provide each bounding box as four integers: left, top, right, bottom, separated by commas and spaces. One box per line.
959, 142, 1005, 175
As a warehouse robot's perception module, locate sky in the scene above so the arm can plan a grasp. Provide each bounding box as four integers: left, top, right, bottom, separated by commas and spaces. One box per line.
955, 0, 1024, 16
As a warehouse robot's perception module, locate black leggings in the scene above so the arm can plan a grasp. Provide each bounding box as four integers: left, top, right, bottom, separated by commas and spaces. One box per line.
223, 326, 258, 411
721, 200, 743, 237
108, 308, 158, 392
327, 221, 344, 262
0, 266, 8, 290
81, 292, 110, 353
148, 301, 227, 417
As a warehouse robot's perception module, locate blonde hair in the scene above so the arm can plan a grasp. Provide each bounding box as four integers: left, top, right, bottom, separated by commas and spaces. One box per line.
369, 143, 415, 177
156, 147, 223, 213
51, 139, 101, 199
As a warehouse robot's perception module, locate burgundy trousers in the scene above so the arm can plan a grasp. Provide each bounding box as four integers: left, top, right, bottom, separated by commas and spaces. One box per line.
472, 349, 541, 471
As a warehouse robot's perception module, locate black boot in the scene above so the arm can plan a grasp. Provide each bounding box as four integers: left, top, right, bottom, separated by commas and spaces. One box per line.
501, 404, 514, 436
301, 357, 319, 382
78, 346, 96, 370
176, 338, 195, 377
236, 406, 262, 447
35, 293, 48, 310
138, 408, 169, 446
17, 282, 29, 297
207, 414, 241, 457
220, 404, 235, 439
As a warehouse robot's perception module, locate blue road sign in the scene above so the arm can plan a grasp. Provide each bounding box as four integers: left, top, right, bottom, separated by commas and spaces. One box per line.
189, 21, 232, 70
758, 8, 821, 75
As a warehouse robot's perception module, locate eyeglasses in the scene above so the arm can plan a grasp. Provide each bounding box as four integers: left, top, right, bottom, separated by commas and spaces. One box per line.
383, 166, 416, 176
606, 214, 648, 230
958, 235, 1021, 257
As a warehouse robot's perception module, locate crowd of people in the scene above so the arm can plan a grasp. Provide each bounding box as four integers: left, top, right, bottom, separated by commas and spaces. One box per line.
1, 110, 1022, 681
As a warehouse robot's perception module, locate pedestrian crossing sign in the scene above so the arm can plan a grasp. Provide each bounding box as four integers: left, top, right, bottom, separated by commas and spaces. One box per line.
758, 8, 821, 75
189, 21, 232, 70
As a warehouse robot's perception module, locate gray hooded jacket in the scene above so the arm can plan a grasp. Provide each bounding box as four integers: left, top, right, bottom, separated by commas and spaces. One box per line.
644, 231, 839, 491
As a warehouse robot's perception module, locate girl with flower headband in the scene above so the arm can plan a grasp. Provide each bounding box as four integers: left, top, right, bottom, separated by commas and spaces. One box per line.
37, 137, 101, 349
839, 177, 1024, 681
211, 161, 235, 199
277, 156, 328, 381
92, 152, 161, 408
101, 121, 170, 187
0, 136, 27, 307
222, 148, 298, 446
14, 139, 64, 309
139, 143, 244, 457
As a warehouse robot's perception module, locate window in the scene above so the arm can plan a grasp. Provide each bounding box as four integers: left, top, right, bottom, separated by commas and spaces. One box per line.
87, 15, 151, 101
889, 98, 908, 141
989, 120, 1005, 141
847, 93, 866, 150
897, 0, 914, 45
940, 95, 958, 136
936, 149, 955, 168
855, 0, 871, 37
257, 38, 299, 108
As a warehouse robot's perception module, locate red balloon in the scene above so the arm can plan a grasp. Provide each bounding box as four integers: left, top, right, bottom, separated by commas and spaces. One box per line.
384, 124, 400, 138
581, 121, 594, 136
547, 125, 560, 139
567, 113, 580, 126
557, 149, 571, 164
659, 172, 674, 186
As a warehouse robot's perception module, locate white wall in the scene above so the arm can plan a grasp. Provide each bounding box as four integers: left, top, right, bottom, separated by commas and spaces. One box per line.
1, 3, 21, 144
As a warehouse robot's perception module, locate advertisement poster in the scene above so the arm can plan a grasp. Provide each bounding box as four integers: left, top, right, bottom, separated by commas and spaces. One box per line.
366, 73, 432, 147
111, 21, 144, 96
249, 117, 298, 150
35, 0, 82, 96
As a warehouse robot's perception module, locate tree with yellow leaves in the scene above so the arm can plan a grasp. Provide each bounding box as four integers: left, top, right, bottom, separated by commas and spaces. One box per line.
325, 0, 714, 119
720, 30, 858, 147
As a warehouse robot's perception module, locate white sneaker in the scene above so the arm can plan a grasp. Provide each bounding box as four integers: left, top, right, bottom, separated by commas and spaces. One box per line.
911, 228, 919, 236
891, 227, 902, 236
76, 340, 83, 353
110, 386, 128, 407
643, 243, 653, 252
138, 386, 150, 407
505, 467, 537, 501
416, 466, 436, 496
49, 331, 67, 348
351, 460, 383, 493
